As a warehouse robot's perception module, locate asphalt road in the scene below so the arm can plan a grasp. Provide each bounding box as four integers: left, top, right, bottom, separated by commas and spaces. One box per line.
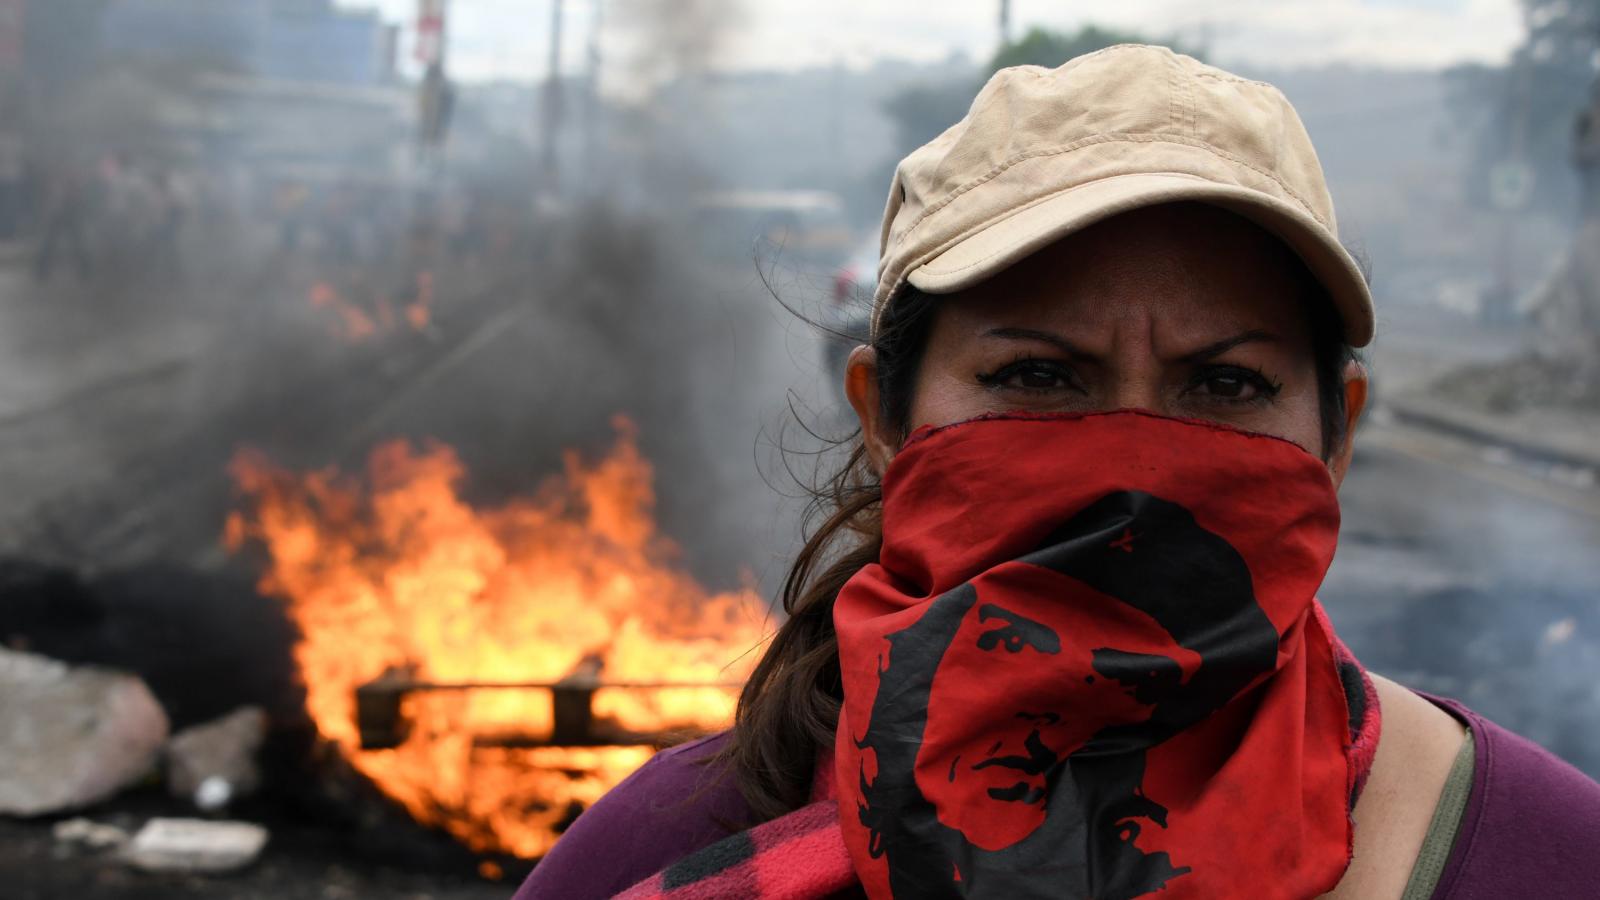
1327, 418, 1600, 775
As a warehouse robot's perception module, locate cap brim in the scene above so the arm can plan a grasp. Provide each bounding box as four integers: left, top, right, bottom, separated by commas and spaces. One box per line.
905, 172, 1374, 347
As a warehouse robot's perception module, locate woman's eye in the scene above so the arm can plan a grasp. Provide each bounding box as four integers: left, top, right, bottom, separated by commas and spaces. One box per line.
1014, 364, 1067, 389
1203, 374, 1250, 398
1191, 367, 1281, 403
977, 360, 1075, 392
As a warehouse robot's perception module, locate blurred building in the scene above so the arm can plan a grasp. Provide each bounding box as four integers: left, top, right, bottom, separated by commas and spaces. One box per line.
0, 0, 24, 238
87, 0, 412, 180
101, 0, 396, 87
197, 73, 413, 184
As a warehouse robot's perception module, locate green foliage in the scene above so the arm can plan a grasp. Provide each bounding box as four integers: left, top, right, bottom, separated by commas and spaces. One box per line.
989, 25, 1193, 72
881, 80, 976, 156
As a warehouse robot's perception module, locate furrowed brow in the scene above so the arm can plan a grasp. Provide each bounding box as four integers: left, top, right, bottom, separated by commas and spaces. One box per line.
1179, 329, 1282, 363
982, 327, 1093, 360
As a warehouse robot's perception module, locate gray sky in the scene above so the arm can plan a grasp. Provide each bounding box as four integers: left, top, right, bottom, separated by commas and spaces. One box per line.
341, 0, 1523, 83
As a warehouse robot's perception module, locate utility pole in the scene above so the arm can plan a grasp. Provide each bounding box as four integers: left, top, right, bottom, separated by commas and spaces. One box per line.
998, 0, 1012, 48
540, 0, 564, 194
0, 0, 25, 240
1486, 58, 1534, 325
415, 0, 452, 166
581, 0, 602, 191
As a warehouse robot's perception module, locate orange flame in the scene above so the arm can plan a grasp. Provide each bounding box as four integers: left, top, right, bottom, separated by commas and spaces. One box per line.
308, 275, 432, 342
406, 272, 434, 332
309, 280, 377, 341
225, 418, 767, 857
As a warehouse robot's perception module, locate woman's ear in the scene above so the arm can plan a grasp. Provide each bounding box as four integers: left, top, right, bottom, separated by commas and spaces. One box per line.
1329, 358, 1369, 488
845, 345, 897, 478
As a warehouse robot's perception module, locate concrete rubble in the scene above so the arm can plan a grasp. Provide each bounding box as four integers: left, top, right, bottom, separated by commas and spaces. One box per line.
52, 817, 131, 850
121, 817, 269, 873
165, 705, 268, 811
0, 647, 169, 816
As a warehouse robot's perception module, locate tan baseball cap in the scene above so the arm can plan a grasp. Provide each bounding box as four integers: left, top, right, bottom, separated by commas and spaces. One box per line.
872, 44, 1374, 347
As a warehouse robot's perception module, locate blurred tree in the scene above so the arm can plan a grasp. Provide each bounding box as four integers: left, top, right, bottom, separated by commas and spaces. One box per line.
864, 25, 1198, 226
884, 26, 1198, 158
988, 25, 1176, 72
1445, 0, 1599, 217
1463, 1, 1600, 348
881, 79, 976, 161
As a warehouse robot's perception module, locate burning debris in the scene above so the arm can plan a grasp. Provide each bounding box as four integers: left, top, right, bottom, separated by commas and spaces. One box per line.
224, 417, 768, 858
309, 272, 436, 344
352, 660, 741, 751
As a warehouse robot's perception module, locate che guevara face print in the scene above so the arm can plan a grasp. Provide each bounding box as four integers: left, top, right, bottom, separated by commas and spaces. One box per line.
836, 412, 1363, 900
852, 491, 1282, 900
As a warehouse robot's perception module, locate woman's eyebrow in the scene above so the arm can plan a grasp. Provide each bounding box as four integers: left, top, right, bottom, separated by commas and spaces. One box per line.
981, 327, 1283, 363
1179, 329, 1282, 363
981, 327, 1091, 358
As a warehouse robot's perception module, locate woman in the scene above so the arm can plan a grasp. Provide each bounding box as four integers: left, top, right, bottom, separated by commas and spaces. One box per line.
516, 45, 1600, 900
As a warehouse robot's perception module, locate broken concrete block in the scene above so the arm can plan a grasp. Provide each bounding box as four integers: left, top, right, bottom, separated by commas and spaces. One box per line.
165, 706, 267, 810
122, 818, 268, 873
0, 648, 169, 815
52, 817, 130, 850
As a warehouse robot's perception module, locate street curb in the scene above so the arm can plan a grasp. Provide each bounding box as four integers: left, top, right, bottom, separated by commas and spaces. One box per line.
1384, 393, 1600, 472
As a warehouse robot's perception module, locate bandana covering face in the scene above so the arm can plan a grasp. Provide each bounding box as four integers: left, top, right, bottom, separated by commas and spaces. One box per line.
834, 411, 1379, 900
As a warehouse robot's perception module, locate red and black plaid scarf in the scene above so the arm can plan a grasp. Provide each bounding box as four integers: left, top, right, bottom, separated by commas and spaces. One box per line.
614, 798, 856, 899
621, 413, 1379, 900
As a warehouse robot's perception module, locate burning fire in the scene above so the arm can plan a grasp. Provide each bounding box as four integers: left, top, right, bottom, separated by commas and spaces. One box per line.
224, 418, 767, 857
309, 272, 432, 342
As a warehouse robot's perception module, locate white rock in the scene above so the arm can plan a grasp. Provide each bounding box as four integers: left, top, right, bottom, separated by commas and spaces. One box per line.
194, 775, 233, 812
164, 705, 267, 809
122, 817, 269, 873
52, 817, 131, 850
0, 648, 170, 816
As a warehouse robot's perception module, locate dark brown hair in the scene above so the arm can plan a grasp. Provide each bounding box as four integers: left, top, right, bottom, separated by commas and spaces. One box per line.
725, 267, 1359, 823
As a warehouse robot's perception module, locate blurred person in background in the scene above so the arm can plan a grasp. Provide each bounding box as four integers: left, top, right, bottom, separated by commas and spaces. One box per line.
32, 158, 94, 283
272, 178, 312, 258
516, 46, 1600, 900
148, 168, 190, 280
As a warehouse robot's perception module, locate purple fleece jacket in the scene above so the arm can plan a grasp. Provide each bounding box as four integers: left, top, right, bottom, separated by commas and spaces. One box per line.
513, 696, 1600, 899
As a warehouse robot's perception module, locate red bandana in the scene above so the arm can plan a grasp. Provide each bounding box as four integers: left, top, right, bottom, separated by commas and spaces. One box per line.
834, 412, 1380, 900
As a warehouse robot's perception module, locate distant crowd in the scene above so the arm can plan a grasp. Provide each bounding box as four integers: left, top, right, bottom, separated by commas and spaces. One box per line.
5, 153, 534, 291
